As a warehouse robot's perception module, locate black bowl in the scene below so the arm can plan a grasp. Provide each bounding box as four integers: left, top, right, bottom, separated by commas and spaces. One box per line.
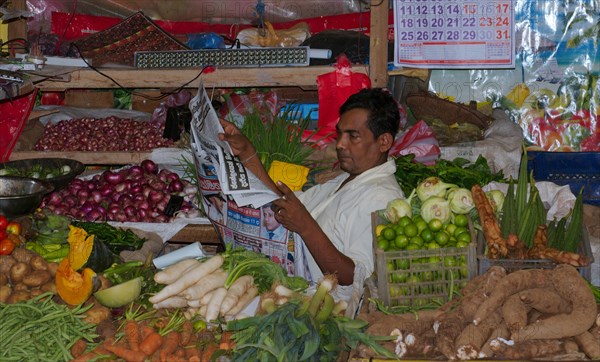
0, 176, 54, 217
0, 158, 85, 191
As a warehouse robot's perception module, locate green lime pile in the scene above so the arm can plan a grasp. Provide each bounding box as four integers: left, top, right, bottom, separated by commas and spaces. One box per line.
376, 214, 471, 252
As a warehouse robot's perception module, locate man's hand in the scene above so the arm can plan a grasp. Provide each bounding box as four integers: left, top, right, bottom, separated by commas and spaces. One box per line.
218, 119, 255, 159
271, 181, 315, 234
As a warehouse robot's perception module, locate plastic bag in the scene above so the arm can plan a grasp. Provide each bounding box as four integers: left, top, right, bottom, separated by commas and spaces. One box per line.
0, 90, 38, 162
304, 54, 371, 147
389, 120, 441, 166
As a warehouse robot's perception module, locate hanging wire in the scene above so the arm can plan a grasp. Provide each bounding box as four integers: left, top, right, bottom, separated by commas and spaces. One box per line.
255, 0, 266, 37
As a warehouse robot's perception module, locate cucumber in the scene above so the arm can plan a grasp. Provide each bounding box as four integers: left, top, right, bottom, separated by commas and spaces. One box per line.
94, 277, 142, 308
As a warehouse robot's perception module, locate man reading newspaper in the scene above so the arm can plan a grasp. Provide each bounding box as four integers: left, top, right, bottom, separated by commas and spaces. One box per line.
218, 88, 404, 311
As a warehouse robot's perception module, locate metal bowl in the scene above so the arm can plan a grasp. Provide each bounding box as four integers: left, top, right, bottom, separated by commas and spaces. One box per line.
0, 176, 54, 217
0, 158, 85, 191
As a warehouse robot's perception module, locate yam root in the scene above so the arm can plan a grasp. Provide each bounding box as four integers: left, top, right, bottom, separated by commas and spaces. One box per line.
517, 287, 571, 315
575, 330, 600, 360
472, 184, 507, 259
479, 320, 510, 359
473, 268, 552, 325
501, 293, 529, 332
455, 310, 503, 360
511, 265, 596, 341
489, 338, 567, 359
528, 225, 590, 266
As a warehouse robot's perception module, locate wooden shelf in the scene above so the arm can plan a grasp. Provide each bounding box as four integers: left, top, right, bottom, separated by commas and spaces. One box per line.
30, 65, 371, 91
9, 150, 153, 165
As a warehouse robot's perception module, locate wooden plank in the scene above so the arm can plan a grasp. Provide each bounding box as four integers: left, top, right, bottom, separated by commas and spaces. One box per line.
369, 0, 390, 88
31, 65, 368, 91
169, 223, 221, 245
9, 150, 152, 165
6, 0, 27, 54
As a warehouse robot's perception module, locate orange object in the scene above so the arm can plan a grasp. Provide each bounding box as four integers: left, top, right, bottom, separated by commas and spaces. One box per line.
6, 222, 21, 236
0, 238, 16, 255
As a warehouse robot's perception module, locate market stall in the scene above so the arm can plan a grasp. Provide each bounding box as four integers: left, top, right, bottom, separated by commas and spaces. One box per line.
1, 0, 599, 361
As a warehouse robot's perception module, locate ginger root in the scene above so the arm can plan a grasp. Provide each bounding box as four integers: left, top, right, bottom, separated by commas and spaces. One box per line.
472, 184, 507, 259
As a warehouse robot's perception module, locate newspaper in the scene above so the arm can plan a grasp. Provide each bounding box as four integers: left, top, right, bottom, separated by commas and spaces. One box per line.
189, 81, 300, 275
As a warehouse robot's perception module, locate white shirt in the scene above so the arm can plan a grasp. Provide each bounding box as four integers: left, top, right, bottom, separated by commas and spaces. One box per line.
295, 158, 404, 306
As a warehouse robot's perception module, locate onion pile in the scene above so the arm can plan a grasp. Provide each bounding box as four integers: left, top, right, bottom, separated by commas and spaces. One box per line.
34, 116, 174, 151
40, 160, 198, 223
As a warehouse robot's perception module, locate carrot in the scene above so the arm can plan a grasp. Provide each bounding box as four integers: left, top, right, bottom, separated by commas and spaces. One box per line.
180, 321, 193, 346
125, 319, 141, 351
69, 338, 87, 359
200, 344, 218, 362
219, 331, 234, 350
185, 344, 202, 361
104, 342, 147, 362
160, 331, 181, 362
140, 329, 164, 356
70, 345, 110, 362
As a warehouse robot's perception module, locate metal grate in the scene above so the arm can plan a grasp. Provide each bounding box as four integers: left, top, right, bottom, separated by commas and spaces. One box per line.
134, 46, 310, 68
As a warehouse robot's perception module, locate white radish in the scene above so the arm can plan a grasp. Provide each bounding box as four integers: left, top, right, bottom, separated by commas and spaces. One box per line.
198, 304, 207, 317
205, 287, 227, 321
153, 258, 199, 284
225, 285, 258, 317
149, 254, 224, 304
200, 289, 216, 305
187, 299, 203, 308
220, 275, 254, 315
181, 270, 228, 300
152, 295, 188, 309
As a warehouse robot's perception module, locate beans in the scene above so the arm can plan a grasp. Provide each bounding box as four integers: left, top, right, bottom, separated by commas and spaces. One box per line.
0, 293, 98, 361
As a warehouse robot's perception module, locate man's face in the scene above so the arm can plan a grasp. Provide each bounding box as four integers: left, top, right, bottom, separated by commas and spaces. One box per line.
263, 208, 280, 231
335, 108, 387, 176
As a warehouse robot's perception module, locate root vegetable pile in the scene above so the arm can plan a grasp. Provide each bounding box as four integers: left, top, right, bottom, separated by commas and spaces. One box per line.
149, 255, 258, 321
0, 248, 58, 304
34, 116, 174, 152
357, 264, 600, 360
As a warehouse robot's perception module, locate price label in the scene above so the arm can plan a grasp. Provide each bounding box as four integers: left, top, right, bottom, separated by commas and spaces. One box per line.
393, 0, 514, 69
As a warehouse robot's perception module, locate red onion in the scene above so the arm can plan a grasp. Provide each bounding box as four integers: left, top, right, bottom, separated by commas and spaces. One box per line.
168, 180, 184, 192
103, 171, 124, 185
141, 159, 158, 174
148, 190, 164, 203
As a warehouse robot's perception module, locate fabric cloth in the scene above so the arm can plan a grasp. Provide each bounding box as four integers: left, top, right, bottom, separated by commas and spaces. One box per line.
294, 158, 404, 308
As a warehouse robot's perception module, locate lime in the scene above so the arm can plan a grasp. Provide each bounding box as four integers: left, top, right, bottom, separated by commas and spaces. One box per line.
428, 218, 443, 232
387, 261, 396, 271
398, 215, 412, 227
434, 231, 450, 246
413, 215, 424, 224
457, 232, 472, 244
377, 238, 390, 251
453, 226, 469, 238
382, 227, 396, 241
392, 271, 408, 283
416, 219, 428, 233
429, 256, 442, 263
375, 224, 386, 237
406, 243, 421, 251
459, 266, 470, 278
420, 228, 434, 242
393, 224, 405, 236
422, 271, 435, 281
404, 223, 418, 237
394, 234, 409, 249
410, 235, 424, 247
445, 223, 457, 236
456, 240, 469, 248
443, 257, 457, 267
395, 259, 410, 270
454, 214, 469, 227
193, 320, 207, 332
426, 242, 441, 249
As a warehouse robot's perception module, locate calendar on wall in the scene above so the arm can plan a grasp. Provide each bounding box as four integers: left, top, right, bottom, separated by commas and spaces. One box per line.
393, 0, 515, 69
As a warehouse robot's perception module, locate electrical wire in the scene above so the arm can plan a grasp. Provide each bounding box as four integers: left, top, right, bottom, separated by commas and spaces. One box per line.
69, 43, 210, 102
54, 0, 78, 55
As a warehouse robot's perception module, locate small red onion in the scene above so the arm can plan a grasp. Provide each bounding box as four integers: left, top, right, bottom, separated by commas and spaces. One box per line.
103, 171, 124, 185
141, 159, 158, 174
168, 180, 184, 192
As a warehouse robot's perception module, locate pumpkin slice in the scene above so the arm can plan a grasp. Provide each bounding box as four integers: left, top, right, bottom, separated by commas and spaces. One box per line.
94, 277, 143, 308
55, 258, 96, 305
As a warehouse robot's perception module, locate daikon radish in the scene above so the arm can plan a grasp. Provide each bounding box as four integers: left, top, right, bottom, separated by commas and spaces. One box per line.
181, 270, 228, 300
153, 258, 199, 284
187, 299, 203, 308
205, 287, 228, 321
149, 255, 224, 304
220, 275, 254, 315
200, 290, 216, 305
225, 285, 258, 317
152, 295, 188, 309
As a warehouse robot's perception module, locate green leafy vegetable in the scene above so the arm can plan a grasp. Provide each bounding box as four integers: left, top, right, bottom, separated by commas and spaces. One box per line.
223, 246, 308, 293
71, 221, 146, 254
394, 154, 506, 196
